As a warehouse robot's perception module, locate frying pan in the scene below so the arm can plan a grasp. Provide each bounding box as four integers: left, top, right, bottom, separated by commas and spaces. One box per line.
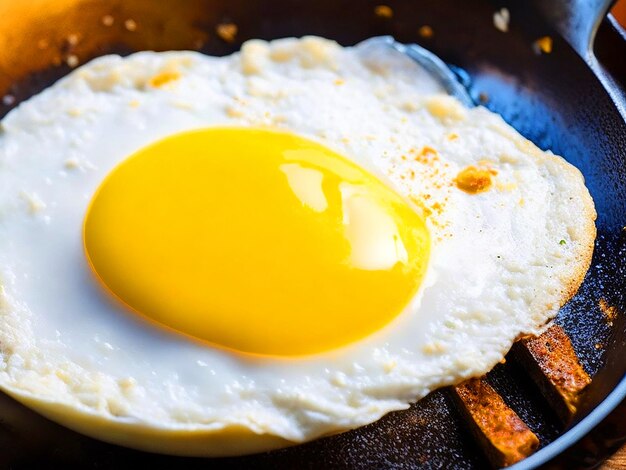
0, 0, 624, 468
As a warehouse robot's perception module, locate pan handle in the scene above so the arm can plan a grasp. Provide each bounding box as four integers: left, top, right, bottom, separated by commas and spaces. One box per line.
531, 0, 625, 117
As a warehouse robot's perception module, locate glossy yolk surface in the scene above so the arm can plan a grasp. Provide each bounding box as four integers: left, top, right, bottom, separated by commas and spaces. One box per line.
83, 128, 430, 356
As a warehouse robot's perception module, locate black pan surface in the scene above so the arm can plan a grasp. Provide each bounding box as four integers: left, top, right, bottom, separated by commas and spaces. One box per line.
0, 1, 624, 468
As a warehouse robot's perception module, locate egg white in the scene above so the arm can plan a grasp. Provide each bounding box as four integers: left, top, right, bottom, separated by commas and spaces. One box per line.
0, 37, 595, 455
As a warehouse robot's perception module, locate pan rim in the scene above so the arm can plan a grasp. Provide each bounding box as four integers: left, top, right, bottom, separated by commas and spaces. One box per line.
509, 372, 626, 469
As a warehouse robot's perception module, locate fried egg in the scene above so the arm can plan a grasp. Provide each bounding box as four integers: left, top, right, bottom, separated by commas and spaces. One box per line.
0, 37, 596, 456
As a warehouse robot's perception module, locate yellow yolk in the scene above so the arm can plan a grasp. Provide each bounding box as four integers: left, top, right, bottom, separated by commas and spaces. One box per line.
83, 128, 430, 356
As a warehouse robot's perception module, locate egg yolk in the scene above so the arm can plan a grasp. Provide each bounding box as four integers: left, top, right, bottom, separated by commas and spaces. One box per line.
83, 128, 430, 356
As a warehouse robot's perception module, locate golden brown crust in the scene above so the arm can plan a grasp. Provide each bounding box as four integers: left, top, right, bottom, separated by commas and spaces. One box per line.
451, 377, 540, 467
513, 324, 591, 424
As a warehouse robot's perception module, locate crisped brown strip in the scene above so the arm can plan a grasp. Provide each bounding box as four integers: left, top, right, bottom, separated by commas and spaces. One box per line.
513, 324, 591, 424
452, 378, 540, 467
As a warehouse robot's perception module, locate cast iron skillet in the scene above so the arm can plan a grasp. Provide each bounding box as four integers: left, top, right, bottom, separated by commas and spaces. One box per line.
0, 0, 624, 468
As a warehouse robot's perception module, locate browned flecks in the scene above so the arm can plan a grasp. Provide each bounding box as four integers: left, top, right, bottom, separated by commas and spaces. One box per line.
599, 298, 618, 325
455, 165, 497, 194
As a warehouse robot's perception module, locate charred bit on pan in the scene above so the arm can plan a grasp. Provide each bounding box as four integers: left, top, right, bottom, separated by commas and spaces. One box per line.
101, 15, 115, 27
418, 25, 434, 39
599, 298, 618, 325
66, 34, 80, 47
216, 23, 238, 43
493, 8, 510, 33
533, 36, 553, 54
65, 55, 79, 68
374, 5, 394, 19
124, 19, 138, 32
61, 34, 81, 69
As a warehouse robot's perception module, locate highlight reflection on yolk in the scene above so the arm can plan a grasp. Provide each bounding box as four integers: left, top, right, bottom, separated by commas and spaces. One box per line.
83, 128, 430, 356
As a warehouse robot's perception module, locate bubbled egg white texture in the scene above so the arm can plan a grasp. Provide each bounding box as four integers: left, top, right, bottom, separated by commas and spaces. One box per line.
0, 37, 595, 455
